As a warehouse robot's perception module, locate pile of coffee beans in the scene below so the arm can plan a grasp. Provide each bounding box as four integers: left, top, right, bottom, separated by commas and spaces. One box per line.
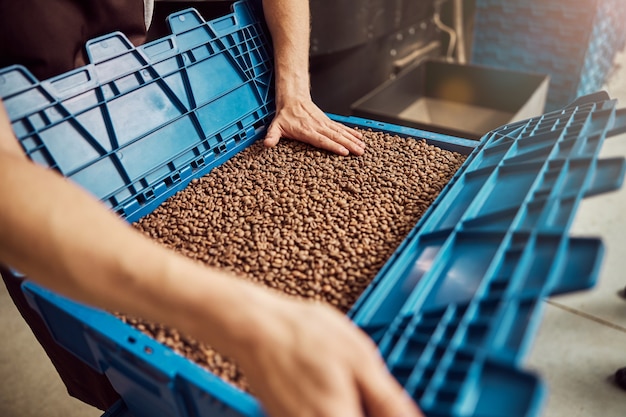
117, 314, 250, 390
120, 129, 466, 391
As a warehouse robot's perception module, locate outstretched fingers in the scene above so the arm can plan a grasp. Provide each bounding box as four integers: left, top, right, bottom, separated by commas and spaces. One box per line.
264, 99, 366, 156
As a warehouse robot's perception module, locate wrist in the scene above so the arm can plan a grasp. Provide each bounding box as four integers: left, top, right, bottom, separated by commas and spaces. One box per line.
212, 282, 284, 363
274, 70, 311, 107
114, 248, 262, 361
166, 261, 275, 361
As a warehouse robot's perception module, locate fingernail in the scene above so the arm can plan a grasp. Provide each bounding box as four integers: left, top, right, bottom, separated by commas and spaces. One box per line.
340, 147, 350, 156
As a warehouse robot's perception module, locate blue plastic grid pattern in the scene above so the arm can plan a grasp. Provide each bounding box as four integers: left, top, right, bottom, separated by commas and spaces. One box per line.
0, 0, 274, 224
2, 1, 626, 417
472, 0, 626, 111
347, 92, 626, 416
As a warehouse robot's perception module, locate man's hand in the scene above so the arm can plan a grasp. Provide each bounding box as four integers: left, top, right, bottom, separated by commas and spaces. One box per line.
231, 288, 424, 417
264, 97, 366, 156
261, 0, 366, 158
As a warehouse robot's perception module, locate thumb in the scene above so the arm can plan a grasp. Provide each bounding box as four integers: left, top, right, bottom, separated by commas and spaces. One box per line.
359, 362, 424, 417
263, 124, 281, 148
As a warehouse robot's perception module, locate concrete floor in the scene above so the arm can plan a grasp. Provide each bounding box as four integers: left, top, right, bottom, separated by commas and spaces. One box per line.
0, 287, 102, 417
2, 53, 626, 417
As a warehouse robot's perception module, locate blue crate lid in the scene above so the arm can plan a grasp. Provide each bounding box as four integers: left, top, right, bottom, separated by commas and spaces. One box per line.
0, 0, 274, 224
344, 92, 626, 415
2, 1, 626, 417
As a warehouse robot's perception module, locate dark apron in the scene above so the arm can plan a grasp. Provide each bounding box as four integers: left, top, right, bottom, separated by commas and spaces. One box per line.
0, 0, 148, 409
0, 0, 147, 80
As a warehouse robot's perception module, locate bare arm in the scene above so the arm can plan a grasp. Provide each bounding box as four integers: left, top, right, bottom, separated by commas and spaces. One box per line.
0, 101, 421, 417
0, 102, 262, 354
261, 0, 366, 157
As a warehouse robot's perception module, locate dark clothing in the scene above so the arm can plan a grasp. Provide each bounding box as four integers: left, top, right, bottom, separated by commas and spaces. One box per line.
0, 1, 148, 409
1, 268, 121, 410
0, 0, 147, 80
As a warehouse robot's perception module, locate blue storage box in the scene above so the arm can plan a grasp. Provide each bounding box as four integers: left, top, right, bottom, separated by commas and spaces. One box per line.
473, 0, 626, 111
2, 1, 626, 416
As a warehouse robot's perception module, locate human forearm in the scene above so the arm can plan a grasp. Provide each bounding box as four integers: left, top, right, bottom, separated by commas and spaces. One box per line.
0, 141, 259, 358
261, 0, 311, 103
260, 0, 365, 156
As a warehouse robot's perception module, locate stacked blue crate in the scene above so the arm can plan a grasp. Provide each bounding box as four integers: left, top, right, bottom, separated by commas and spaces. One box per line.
473, 0, 626, 111
2, 1, 626, 417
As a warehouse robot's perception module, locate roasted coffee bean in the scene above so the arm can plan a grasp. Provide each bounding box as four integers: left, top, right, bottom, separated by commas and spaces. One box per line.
117, 129, 466, 391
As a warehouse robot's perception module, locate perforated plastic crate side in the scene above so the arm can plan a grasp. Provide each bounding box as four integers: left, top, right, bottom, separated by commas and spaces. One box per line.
0, 0, 274, 225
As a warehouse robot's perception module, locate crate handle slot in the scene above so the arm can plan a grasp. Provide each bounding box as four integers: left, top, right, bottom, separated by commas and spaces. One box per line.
209, 16, 238, 35
141, 37, 177, 61
209, 0, 255, 36
47, 68, 97, 99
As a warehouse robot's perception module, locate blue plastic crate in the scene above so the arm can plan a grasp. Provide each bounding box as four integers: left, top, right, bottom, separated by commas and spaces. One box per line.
2, 1, 626, 417
348, 95, 626, 415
